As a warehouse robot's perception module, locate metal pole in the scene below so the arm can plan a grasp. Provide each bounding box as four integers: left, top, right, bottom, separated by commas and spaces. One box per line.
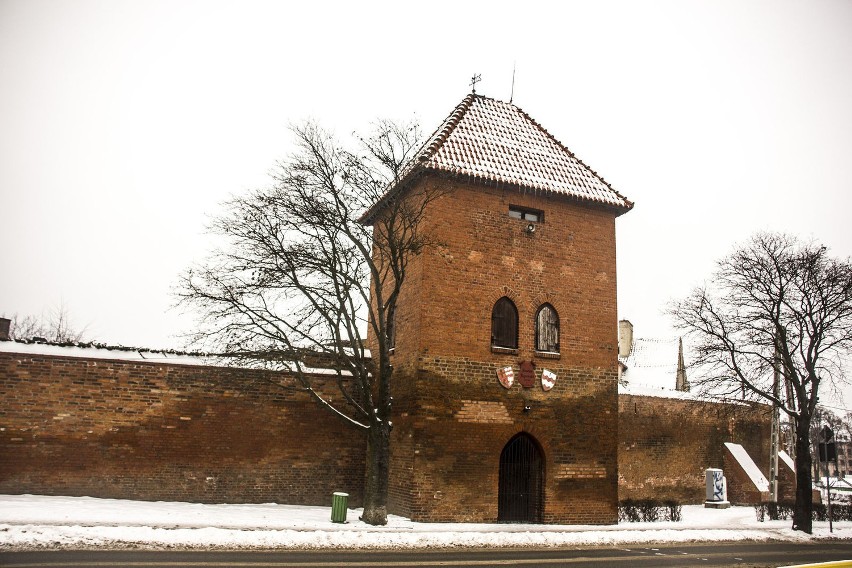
770, 346, 780, 502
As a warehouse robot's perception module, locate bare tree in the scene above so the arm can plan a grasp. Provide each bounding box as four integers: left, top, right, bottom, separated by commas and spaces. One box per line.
669, 232, 852, 533
5, 303, 88, 343
178, 119, 443, 525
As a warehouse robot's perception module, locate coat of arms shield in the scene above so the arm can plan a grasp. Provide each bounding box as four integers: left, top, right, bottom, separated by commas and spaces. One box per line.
496, 366, 514, 389
541, 369, 557, 391
518, 360, 536, 388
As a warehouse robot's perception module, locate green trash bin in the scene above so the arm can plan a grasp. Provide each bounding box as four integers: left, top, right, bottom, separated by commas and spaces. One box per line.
331, 492, 349, 523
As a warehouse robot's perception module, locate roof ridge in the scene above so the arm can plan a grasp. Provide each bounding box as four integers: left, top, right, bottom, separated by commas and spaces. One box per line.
419, 93, 477, 162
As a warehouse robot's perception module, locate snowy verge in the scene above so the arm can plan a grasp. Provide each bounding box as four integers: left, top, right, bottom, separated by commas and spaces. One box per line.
0, 495, 850, 551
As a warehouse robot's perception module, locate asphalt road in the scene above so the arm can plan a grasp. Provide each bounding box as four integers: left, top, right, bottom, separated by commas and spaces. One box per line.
3, 542, 852, 568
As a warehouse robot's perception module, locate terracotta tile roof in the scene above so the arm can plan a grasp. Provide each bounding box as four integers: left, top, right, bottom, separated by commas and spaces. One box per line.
362, 94, 633, 222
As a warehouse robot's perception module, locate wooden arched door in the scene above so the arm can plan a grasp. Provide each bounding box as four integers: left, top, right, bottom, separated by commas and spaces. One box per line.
498, 433, 544, 522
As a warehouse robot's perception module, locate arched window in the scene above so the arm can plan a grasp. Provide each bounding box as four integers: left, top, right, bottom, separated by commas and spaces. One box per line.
535, 304, 559, 352
491, 297, 518, 349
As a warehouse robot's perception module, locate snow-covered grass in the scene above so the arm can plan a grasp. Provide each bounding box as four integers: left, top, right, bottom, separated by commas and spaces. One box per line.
1, 495, 850, 551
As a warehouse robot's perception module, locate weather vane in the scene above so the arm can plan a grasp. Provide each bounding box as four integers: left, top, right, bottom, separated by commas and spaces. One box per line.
470, 73, 481, 94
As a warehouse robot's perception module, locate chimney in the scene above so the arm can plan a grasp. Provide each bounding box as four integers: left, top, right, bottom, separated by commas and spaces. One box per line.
618, 320, 633, 358
0, 317, 10, 341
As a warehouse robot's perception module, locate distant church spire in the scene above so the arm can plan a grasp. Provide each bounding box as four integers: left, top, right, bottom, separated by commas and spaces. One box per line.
676, 337, 690, 392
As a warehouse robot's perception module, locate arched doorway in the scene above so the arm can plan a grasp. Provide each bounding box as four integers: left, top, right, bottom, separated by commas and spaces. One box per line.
498, 433, 544, 522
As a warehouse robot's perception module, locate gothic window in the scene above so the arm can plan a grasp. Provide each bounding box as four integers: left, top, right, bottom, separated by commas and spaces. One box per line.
491, 297, 518, 350
535, 304, 559, 352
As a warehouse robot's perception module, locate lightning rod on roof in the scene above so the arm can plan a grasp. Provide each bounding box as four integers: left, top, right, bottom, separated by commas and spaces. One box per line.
510, 62, 516, 103
470, 73, 481, 94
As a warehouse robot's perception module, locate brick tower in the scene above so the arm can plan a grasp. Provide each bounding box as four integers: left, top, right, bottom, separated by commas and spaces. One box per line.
364, 94, 633, 523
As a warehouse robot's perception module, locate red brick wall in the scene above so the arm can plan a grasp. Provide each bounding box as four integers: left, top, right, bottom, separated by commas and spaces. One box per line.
1, 349, 771, 515
0, 352, 366, 506
379, 177, 622, 523
390, 177, 619, 367
391, 361, 618, 523
619, 394, 771, 503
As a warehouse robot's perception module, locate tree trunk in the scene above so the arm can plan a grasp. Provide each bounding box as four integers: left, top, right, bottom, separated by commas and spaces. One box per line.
793, 418, 813, 533
360, 420, 391, 525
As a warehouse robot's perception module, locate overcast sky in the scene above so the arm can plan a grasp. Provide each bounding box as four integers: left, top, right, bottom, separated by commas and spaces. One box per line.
2, 0, 851, 399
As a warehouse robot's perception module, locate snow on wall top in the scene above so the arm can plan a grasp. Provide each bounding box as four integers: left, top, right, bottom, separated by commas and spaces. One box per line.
0, 339, 215, 366
617, 382, 703, 401
725, 442, 770, 492
0, 340, 358, 376
361, 94, 633, 222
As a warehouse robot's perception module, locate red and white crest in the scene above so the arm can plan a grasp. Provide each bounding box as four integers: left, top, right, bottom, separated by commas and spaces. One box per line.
496, 366, 514, 389
541, 369, 557, 391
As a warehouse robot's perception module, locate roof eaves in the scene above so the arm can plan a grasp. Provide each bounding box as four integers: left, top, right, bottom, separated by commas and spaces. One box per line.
358, 165, 426, 225
417, 167, 634, 216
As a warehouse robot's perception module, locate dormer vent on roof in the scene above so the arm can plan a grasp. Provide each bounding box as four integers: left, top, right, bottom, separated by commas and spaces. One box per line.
361, 94, 633, 223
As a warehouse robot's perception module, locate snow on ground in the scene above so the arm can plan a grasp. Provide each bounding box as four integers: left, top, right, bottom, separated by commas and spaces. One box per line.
1, 495, 850, 551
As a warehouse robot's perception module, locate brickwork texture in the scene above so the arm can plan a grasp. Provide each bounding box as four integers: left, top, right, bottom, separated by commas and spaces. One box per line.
619, 394, 770, 503
723, 443, 771, 505
375, 178, 622, 523
0, 352, 366, 506
1, 348, 770, 515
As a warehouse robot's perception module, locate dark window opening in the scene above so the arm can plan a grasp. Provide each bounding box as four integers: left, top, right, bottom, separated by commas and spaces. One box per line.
491, 297, 518, 349
535, 304, 559, 352
509, 205, 544, 223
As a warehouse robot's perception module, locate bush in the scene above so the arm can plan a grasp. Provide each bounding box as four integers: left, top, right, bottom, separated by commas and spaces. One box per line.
755, 501, 794, 521
664, 499, 683, 522
754, 501, 852, 522
639, 500, 660, 522
834, 503, 852, 521
618, 499, 682, 523
835, 503, 852, 521
618, 499, 641, 523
